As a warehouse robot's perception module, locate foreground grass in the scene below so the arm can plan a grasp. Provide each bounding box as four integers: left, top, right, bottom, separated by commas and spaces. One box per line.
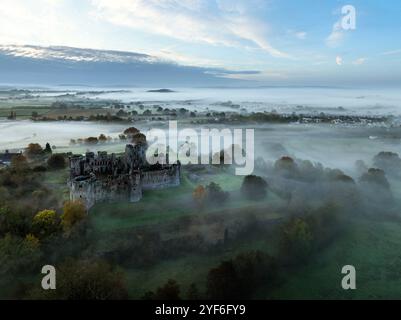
268, 216, 401, 299
89, 170, 271, 232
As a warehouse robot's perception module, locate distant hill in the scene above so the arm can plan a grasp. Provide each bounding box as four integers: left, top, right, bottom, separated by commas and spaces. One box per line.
147, 89, 176, 93
0, 45, 254, 87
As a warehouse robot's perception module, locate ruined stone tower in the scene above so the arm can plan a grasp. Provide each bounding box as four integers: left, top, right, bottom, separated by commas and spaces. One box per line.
69, 143, 180, 210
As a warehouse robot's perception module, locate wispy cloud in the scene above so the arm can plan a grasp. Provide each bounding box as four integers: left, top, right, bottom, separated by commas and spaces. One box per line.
381, 49, 401, 56
353, 57, 366, 65
326, 21, 344, 47
155, 47, 224, 67
295, 31, 307, 40
90, 0, 289, 58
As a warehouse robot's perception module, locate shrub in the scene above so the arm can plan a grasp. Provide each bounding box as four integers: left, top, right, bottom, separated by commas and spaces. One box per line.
241, 175, 268, 200
47, 154, 66, 170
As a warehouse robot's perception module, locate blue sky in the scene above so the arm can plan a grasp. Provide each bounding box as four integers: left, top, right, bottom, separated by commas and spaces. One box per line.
0, 0, 400, 86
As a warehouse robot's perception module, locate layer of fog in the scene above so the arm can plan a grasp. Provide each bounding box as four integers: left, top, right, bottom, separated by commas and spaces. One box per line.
4, 86, 401, 116
1, 120, 401, 179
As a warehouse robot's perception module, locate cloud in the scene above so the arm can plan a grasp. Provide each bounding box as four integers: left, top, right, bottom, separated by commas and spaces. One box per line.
326, 21, 344, 47
381, 49, 401, 56
352, 57, 366, 65
155, 47, 223, 67
90, 0, 289, 58
295, 31, 307, 40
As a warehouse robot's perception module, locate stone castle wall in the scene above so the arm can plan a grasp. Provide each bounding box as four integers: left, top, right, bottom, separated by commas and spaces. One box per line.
141, 166, 180, 190
69, 145, 180, 210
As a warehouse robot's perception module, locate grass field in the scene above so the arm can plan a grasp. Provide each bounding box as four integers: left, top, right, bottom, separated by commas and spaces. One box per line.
41, 164, 401, 299
89, 169, 284, 232
125, 236, 274, 298
119, 214, 401, 299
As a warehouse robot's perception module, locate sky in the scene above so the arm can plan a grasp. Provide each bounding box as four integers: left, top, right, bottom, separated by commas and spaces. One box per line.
0, 0, 400, 86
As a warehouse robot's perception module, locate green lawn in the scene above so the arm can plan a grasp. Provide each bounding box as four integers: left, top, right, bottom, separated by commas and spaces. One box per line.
89, 170, 284, 232
268, 217, 401, 299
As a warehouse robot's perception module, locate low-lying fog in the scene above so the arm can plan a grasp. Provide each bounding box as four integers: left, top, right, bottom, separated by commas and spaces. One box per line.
1, 119, 400, 178
31, 86, 401, 116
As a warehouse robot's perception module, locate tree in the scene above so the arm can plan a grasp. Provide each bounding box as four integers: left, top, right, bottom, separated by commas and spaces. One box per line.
132, 132, 147, 145
186, 283, 200, 300
44, 143, 52, 154
241, 175, 268, 200
232, 251, 277, 289
0, 206, 32, 237
192, 185, 206, 207
206, 251, 277, 300
124, 127, 140, 136
274, 156, 299, 179
25, 233, 40, 248
98, 134, 107, 143
206, 182, 229, 204
29, 259, 128, 299
0, 234, 42, 276
25, 143, 43, 157
84, 137, 98, 145
47, 154, 66, 170
154, 279, 181, 300
359, 168, 390, 189
32, 209, 59, 238
11, 154, 29, 171
61, 201, 86, 233
373, 151, 401, 173
279, 217, 313, 261
206, 261, 244, 300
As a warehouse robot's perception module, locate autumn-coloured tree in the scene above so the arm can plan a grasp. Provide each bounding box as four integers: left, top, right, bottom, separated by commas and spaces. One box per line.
123, 127, 140, 136
32, 209, 59, 238
25, 234, 40, 248
25, 143, 43, 157
61, 200, 86, 233
11, 154, 29, 171
192, 185, 206, 207
132, 132, 147, 145
84, 137, 98, 145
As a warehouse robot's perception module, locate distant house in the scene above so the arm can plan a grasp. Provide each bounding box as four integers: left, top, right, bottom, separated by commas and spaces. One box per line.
0, 150, 22, 166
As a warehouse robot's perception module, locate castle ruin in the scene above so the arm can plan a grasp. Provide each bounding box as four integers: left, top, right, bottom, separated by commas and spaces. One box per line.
69, 144, 180, 210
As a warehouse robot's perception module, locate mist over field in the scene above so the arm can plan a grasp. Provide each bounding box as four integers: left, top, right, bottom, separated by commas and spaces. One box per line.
1, 0, 401, 303
2, 86, 401, 173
